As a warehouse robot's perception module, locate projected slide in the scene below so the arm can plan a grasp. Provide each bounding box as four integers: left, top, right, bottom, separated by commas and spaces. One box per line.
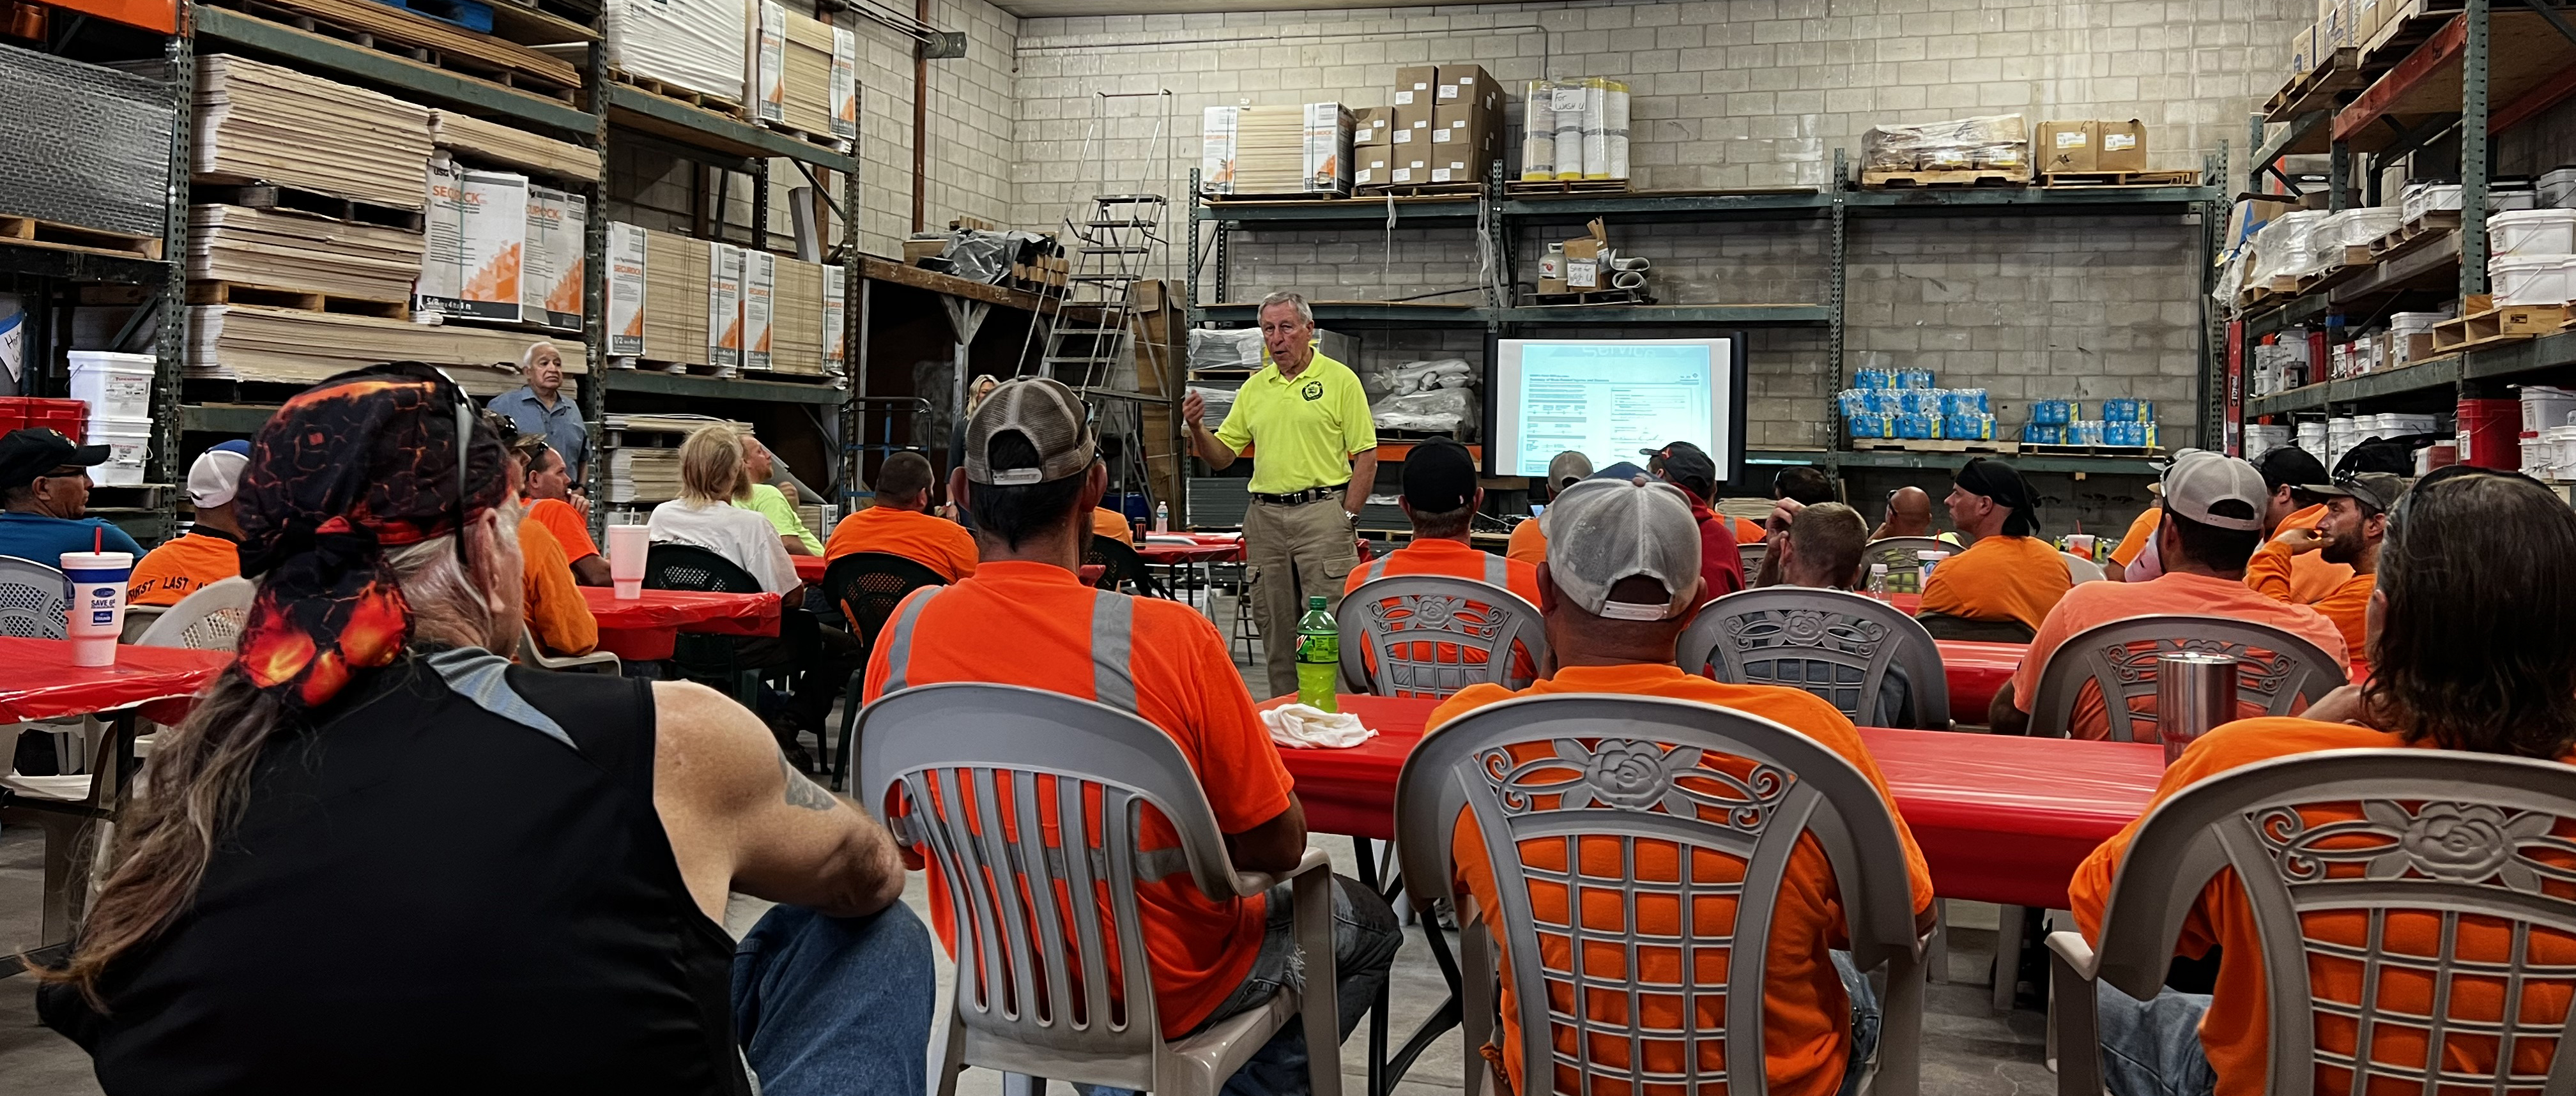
1512, 342, 1715, 476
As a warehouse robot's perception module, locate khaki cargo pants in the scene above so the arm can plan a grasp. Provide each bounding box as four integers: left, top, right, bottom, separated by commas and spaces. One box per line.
1244, 496, 1360, 698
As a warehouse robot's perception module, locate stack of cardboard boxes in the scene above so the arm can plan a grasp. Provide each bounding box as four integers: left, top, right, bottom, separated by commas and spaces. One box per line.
1360, 63, 1502, 193
2032, 119, 2150, 175
2289, 0, 2389, 77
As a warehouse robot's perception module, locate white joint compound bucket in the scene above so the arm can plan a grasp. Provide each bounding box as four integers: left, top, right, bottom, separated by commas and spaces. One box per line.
67, 351, 154, 422
2489, 253, 2574, 304
88, 415, 150, 486
2491, 209, 2576, 256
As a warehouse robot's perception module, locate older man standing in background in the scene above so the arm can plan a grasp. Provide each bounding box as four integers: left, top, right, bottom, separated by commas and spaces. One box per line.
488, 340, 588, 489
1181, 290, 1379, 697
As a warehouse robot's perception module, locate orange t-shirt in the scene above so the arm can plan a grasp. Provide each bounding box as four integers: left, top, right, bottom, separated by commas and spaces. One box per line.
1093, 508, 1135, 545
1917, 533, 2071, 632
525, 497, 601, 563
517, 519, 597, 656
1428, 664, 1937, 1096
126, 531, 241, 608
1344, 537, 1542, 686
1505, 515, 1547, 567
861, 560, 1294, 1037
2247, 505, 2358, 605
1731, 515, 1768, 545
2009, 571, 2349, 739
825, 505, 980, 583
2107, 506, 2160, 569
2071, 717, 2576, 1096
2246, 535, 2375, 681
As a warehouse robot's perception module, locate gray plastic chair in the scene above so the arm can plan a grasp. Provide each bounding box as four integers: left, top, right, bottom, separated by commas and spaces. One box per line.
856, 682, 1341, 1096
1394, 694, 1927, 1096
1676, 586, 1953, 729
1337, 574, 1546, 699
0, 554, 69, 639
2025, 614, 2348, 742
2048, 749, 2576, 1096
133, 575, 254, 650
1860, 537, 1949, 595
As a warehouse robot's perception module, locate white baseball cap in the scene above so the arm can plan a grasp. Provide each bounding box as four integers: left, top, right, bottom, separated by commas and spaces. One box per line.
188, 440, 252, 508
1542, 475, 1703, 620
2160, 448, 2267, 531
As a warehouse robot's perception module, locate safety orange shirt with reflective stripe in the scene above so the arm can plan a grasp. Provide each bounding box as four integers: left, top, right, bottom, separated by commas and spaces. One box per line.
1429, 664, 1937, 1096
825, 505, 979, 584
861, 560, 1294, 1037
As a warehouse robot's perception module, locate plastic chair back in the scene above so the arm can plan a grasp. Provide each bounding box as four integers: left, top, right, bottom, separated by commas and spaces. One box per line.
823, 551, 949, 650
1736, 539, 1768, 579
2061, 551, 2106, 584
0, 555, 68, 639
1394, 694, 1926, 1096
1085, 536, 1169, 598
133, 576, 253, 650
1677, 586, 1951, 729
2026, 614, 2347, 742
645, 542, 763, 593
1861, 536, 1949, 594
1337, 574, 1545, 699
2078, 749, 2576, 1096
856, 682, 1315, 1093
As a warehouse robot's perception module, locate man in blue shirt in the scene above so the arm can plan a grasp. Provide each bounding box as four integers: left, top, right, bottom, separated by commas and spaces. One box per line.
0, 427, 144, 564
486, 340, 587, 488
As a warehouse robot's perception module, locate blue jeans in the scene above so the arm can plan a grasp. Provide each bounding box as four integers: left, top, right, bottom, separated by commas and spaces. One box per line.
733, 902, 939, 1096
1079, 874, 1404, 1096
1831, 950, 1882, 1096
2095, 982, 2218, 1096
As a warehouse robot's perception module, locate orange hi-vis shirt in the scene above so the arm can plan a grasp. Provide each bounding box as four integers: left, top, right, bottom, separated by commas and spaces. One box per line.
2009, 570, 2349, 739
2246, 534, 2375, 681
2108, 506, 2160, 570
2071, 717, 2576, 1096
1917, 533, 2071, 632
2250, 504, 2358, 605
517, 518, 598, 656
1427, 665, 1937, 1096
1093, 508, 1135, 545
1505, 515, 1547, 567
825, 504, 980, 583
862, 560, 1296, 1037
126, 530, 241, 608
525, 497, 601, 563
1344, 537, 1542, 686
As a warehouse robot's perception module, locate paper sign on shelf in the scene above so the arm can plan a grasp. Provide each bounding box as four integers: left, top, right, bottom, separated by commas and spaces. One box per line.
707, 241, 743, 371
607, 222, 647, 358
830, 25, 857, 137
742, 249, 776, 371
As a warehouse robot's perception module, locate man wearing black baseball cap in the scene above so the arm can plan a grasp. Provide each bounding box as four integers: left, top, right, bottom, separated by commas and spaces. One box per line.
1644, 440, 1747, 604
2251, 468, 2404, 678
1344, 438, 1540, 607
0, 427, 143, 564
2244, 445, 2353, 602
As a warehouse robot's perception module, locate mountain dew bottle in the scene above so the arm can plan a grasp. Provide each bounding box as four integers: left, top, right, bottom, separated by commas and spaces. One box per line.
1296, 595, 1340, 712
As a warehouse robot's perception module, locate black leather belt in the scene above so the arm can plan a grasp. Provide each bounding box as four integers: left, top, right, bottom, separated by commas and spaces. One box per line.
1249, 483, 1349, 506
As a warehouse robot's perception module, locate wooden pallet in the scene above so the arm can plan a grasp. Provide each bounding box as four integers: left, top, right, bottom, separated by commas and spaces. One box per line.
608, 69, 745, 118
192, 182, 425, 232
2039, 170, 2202, 187
2018, 443, 2165, 458
187, 280, 408, 319
1853, 439, 2020, 455
2367, 210, 2460, 258
1859, 169, 2030, 188
632, 358, 735, 377
0, 215, 162, 261
2432, 298, 2566, 351
213, 0, 579, 101
2266, 47, 2365, 121
758, 119, 845, 148
1355, 181, 1487, 198
1202, 190, 1355, 202
1504, 178, 1630, 197
1523, 289, 1655, 307
2361, 0, 2466, 70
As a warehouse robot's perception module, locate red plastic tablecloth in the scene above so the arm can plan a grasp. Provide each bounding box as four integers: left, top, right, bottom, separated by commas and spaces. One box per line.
1136, 542, 1243, 565
793, 555, 829, 583
0, 637, 231, 723
1936, 640, 2023, 725
581, 588, 782, 662
1261, 693, 2161, 910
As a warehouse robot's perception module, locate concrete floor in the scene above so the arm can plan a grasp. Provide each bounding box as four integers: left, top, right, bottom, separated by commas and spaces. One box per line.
0, 582, 2058, 1094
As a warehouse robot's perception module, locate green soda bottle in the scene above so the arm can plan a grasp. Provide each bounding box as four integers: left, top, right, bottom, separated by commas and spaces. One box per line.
1295, 595, 1340, 712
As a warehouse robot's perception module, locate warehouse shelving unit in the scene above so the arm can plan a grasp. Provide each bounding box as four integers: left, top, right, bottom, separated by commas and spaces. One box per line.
2239, 0, 2576, 424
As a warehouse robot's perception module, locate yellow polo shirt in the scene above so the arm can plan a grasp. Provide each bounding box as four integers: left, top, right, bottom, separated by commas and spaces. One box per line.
1213, 351, 1377, 494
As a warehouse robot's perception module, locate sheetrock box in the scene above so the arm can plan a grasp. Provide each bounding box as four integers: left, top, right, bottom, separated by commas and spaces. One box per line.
607, 222, 647, 356
749, 1, 787, 124
525, 185, 586, 330
742, 248, 776, 371
707, 240, 743, 371
417, 160, 527, 323
822, 262, 846, 372
1199, 105, 1238, 194
829, 26, 857, 138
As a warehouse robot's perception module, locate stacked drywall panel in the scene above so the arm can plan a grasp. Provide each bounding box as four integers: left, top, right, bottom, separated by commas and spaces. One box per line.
604, 0, 747, 104
770, 257, 825, 376
189, 305, 588, 394
428, 110, 599, 182
748, 3, 839, 138
187, 205, 424, 301
0, 43, 174, 240
1200, 104, 1353, 196
194, 56, 431, 209
639, 227, 712, 367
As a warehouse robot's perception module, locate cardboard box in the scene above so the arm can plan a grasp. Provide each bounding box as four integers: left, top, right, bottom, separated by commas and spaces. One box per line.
1563, 217, 1608, 261
2289, 22, 2317, 76
1384, 154, 1430, 186
1538, 277, 1568, 295
1436, 63, 1499, 115
417, 160, 526, 323
2094, 119, 2147, 172
606, 221, 646, 357
1391, 65, 1439, 139
2356, 0, 2383, 40
1431, 97, 1501, 183
1353, 106, 1393, 148
1354, 148, 1392, 188
524, 184, 585, 330
741, 248, 775, 371
707, 240, 742, 371
902, 236, 946, 263
2035, 120, 2094, 173
2319, 0, 2353, 47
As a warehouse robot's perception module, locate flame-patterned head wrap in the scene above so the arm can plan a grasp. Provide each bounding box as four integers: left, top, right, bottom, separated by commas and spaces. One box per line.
233, 363, 512, 710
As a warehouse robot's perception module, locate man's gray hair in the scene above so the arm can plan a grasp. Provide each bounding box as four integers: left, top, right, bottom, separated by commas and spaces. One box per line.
521, 340, 560, 371
1258, 291, 1313, 326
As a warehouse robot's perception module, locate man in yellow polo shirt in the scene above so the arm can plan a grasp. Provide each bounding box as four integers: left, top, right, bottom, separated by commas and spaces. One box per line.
1181, 290, 1379, 696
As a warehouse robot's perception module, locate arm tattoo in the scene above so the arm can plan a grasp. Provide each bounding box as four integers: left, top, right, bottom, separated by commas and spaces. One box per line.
780, 752, 839, 811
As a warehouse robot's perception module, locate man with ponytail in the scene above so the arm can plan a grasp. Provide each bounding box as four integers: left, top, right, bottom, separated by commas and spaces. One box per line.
37, 362, 933, 1096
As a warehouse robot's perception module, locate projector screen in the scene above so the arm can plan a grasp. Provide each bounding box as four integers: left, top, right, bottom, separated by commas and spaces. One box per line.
1487, 336, 1747, 481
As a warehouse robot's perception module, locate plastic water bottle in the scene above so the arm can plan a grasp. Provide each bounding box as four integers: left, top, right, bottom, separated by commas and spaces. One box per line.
1296, 595, 1340, 712
1867, 563, 1890, 600
1154, 502, 1170, 534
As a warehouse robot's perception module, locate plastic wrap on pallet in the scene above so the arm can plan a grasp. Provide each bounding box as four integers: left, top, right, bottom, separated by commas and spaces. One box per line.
1188, 327, 1264, 372
1521, 80, 1563, 181
604, 0, 748, 102
2307, 208, 2402, 268
1862, 114, 2027, 172
2248, 209, 2332, 281
1372, 388, 1478, 434
0, 43, 173, 239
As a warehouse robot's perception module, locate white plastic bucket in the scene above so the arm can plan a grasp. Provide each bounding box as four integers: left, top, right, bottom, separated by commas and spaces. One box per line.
2490, 253, 2572, 304
2389, 310, 2446, 334
88, 414, 150, 487
68, 351, 154, 422
2543, 166, 2576, 209
2524, 385, 2576, 433
2403, 183, 2462, 223
2491, 209, 2576, 256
